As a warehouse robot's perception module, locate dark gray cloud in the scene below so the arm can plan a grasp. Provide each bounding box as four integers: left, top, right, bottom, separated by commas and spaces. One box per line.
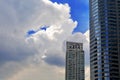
43, 52, 65, 67
0, 35, 37, 65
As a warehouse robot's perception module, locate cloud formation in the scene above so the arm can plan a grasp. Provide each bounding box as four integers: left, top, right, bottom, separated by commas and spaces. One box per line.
0, 0, 89, 80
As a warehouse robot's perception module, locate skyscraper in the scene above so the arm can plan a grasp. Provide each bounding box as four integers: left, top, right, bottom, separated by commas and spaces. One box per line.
90, 0, 120, 80
66, 42, 84, 80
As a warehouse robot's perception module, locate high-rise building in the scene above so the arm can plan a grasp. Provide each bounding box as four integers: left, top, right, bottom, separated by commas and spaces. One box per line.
90, 0, 120, 80
66, 42, 84, 80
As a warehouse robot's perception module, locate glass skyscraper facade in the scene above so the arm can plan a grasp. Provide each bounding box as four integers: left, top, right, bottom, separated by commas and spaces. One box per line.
66, 42, 84, 80
90, 0, 120, 80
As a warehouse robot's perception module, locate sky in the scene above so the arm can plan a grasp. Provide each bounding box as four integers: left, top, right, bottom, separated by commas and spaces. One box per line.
0, 0, 90, 80
51, 0, 89, 33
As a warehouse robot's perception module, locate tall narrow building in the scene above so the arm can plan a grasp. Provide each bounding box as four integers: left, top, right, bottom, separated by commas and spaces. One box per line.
66, 42, 84, 80
90, 0, 120, 80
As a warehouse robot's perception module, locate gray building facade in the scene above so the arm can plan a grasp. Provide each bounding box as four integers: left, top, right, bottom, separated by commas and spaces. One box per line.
66, 42, 84, 80
90, 0, 120, 80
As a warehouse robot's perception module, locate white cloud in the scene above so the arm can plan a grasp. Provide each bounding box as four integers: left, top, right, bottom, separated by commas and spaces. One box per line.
8, 62, 65, 80
0, 0, 90, 80
84, 30, 89, 42
85, 66, 90, 80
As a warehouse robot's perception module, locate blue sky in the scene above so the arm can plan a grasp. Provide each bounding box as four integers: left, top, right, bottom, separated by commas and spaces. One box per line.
51, 0, 89, 33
